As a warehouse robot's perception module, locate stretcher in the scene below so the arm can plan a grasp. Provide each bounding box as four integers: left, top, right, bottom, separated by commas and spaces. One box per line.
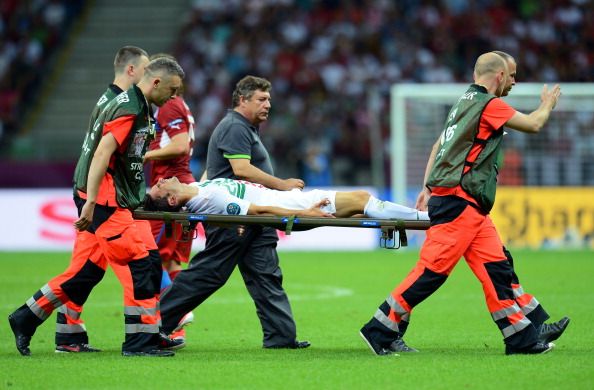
133, 209, 430, 249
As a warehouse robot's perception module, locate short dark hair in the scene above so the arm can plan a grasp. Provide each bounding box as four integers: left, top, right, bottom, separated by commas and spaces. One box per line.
148, 54, 185, 94
231, 75, 271, 107
114, 46, 148, 74
143, 194, 182, 212
144, 57, 185, 80
149, 53, 176, 61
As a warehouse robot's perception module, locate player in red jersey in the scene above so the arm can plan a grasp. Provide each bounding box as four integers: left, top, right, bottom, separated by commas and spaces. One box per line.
145, 93, 196, 277
144, 54, 197, 343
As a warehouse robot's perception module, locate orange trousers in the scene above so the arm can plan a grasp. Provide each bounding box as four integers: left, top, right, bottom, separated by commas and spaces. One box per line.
377, 200, 538, 348
28, 205, 162, 352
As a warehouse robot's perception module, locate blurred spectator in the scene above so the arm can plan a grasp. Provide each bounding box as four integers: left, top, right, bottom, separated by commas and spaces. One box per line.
173, 0, 593, 186
3, 0, 593, 187
0, 0, 84, 149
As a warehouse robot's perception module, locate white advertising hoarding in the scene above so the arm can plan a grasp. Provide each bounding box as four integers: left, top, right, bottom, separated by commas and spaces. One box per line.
0, 189, 379, 251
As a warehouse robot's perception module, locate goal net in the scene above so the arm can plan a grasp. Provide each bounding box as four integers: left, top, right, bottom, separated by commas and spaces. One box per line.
390, 83, 594, 204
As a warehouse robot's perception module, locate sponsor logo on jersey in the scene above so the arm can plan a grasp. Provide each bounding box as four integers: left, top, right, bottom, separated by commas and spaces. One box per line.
168, 119, 183, 130
226, 203, 241, 215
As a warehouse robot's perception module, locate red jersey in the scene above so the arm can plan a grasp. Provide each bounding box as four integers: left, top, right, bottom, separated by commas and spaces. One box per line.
149, 96, 196, 185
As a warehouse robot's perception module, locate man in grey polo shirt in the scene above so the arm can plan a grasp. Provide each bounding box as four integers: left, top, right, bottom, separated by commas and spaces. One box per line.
159, 75, 309, 348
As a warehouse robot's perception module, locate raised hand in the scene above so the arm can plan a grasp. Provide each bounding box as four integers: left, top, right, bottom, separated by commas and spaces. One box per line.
541, 84, 561, 110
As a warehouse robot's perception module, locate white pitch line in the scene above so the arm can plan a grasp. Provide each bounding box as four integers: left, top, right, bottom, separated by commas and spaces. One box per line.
1, 284, 354, 309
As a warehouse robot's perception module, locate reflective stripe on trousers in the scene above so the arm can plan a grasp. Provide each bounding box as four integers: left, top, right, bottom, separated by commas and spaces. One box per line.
26, 284, 63, 321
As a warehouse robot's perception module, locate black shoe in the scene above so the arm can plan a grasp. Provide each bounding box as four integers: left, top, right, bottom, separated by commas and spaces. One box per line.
292, 340, 311, 349
8, 314, 32, 356
505, 342, 555, 355
122, 349, 175, 357
359, 328, 396, 356
538, 317, 570, 344
158, 332, 186, 350
388, 337, 419, 353
264, 340, 311, 349
55, 343, 101, 353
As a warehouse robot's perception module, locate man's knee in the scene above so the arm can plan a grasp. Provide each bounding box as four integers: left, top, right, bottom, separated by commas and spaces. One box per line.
336, 190, 370, 216
129, 256, 161, 300
353, 190, 371, 206
484, 260, 515, 300
148, 249, 163, 291
60, 260, 106, 305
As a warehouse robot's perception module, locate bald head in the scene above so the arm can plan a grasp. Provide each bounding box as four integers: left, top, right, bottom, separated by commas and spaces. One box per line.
474, 52, 508, 78
473, 52, 509, 96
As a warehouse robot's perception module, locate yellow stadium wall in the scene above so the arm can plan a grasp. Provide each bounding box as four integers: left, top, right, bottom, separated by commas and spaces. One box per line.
492, 187, 594, 249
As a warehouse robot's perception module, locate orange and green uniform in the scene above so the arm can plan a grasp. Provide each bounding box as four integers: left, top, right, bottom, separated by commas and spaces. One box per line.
362, 84, 542, 350
53, 84, 120, 346
12, 85, 162, 353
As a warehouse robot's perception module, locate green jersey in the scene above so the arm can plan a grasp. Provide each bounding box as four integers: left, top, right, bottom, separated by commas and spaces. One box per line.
196, 178, 248, 199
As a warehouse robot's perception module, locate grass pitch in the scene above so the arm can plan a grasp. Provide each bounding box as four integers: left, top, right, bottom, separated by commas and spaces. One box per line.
1, 249, 593, 389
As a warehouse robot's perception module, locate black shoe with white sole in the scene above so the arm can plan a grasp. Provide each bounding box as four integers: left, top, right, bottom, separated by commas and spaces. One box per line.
359, 327, 397, 356
55, 343, 101, 353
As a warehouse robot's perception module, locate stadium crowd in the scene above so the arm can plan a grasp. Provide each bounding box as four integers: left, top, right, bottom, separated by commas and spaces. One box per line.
171, 0, 594, 186
3, 0, 594, 186
0, 0, 85, 150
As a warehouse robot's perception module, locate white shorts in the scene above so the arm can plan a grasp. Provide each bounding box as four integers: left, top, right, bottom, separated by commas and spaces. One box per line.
255, 188, 337, 215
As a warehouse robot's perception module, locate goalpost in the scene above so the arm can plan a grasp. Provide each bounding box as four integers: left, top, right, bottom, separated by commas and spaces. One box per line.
390, 83, 594, 205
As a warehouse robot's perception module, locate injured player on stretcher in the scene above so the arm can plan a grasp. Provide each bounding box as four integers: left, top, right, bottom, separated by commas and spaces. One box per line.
143, 177, 429, 221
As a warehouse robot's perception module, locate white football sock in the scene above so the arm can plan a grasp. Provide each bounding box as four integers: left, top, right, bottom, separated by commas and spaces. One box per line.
364, 196, 429, 220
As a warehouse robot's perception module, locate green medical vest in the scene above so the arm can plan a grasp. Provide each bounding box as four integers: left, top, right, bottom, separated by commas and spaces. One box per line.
426, 84, 504, 213
73, 85, 154, 209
